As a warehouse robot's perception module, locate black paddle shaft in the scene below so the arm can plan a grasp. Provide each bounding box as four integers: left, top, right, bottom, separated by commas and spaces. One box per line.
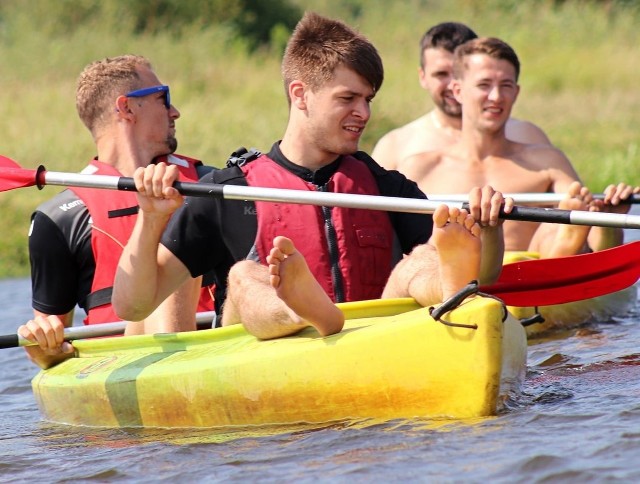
0, 334, 18, 349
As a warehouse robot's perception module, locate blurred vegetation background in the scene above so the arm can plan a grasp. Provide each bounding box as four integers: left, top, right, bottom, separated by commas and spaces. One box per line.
0, 0, 638, 277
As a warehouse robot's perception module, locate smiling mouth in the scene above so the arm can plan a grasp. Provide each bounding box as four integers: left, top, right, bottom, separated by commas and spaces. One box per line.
484, 106, 503, 115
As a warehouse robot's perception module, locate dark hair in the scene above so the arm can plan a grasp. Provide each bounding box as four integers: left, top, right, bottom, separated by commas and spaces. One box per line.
419, 22, 478, 67
281, 12, 383, 103
453, 37, 520, 81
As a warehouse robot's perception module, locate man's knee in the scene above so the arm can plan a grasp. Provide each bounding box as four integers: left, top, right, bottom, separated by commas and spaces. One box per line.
227, 260, 265, 287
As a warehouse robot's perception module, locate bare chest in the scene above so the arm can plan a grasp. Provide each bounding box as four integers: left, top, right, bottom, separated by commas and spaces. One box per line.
417, 158, 552, 196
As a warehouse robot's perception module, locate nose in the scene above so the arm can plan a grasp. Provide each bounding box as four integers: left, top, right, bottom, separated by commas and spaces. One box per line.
487, 86, 502, 101
169, 104, 180, 119
353, 98, 371, 122
444, 76, 454, 91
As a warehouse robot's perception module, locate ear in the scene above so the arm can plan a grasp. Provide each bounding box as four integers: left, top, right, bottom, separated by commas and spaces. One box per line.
418, 67, 428, 90
451, 79, 463, 104
289, 80, 307, 110
114, 95, 134, 118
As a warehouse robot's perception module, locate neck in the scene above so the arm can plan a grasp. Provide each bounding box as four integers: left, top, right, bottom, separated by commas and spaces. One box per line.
94, 132, 153, 177
460, 125, 510, 161
431, 109, 462, 131
280, 129, 336, 172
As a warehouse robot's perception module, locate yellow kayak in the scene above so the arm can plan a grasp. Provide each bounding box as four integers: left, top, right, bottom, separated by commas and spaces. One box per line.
32, 295, 526, 428
504, 251, 637, 337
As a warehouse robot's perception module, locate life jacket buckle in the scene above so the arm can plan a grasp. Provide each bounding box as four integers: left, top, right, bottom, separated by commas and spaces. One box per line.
226, 147, 262, 168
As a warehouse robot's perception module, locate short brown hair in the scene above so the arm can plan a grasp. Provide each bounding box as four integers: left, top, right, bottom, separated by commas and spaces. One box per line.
453, 37, 520, 81
281, 12, 383, 102
76, 55, 152, 134
419, 22, 477, 68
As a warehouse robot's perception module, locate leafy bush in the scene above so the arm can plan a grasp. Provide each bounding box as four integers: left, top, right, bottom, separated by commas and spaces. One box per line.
0, 0, 302, 50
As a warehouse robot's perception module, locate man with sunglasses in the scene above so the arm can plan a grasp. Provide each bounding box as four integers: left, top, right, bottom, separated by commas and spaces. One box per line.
19, 55, 214, 369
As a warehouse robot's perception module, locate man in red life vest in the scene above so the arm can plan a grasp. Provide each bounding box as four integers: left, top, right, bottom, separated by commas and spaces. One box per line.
18, 55, 214, 368
113, 14, 513, 340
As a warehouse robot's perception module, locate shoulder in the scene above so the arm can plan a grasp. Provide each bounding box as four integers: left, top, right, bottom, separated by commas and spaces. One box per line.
353, 152, 426, 199
519, 142, 570, 163
403, 149, 443, 164
372, 115, 429, 168
183, 165, 248, 211
506, 118, 552, 146
516, 142, 579, 175
207, 165, 247, 185
33, 190, 86, 224
30, 190, 90, 252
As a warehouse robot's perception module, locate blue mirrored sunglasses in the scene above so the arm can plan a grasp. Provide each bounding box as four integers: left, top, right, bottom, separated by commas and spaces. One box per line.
125, 85, 170, 109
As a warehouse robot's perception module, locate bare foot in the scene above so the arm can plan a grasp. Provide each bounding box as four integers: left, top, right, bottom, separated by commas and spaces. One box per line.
431, 205, 482, 300
267, 236, 344, 336
542, 182, 592, 257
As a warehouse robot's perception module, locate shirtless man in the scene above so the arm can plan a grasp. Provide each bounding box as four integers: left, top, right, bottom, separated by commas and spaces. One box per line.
372, 22, 551, 171
400, 37, 636, 257
112, 13, 511, 340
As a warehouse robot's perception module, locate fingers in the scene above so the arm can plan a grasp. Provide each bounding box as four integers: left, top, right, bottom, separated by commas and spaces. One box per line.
604, 182, 634, 205
599, 183, 635, 214
17, 315, 71, 355
133, 162, 183, 216
467, 186, 506, 227
134, 162, 181, 199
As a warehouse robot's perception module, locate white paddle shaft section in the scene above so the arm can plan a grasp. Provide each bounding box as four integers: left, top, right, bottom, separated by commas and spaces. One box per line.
41, 171, 640, 229
431, 193, 640, 204
8, 311, 217, 348
42, 170, 451, 213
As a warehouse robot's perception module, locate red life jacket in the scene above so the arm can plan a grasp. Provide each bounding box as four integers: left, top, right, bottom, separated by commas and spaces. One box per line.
241, 154, 394, 302
71, 155, 214, 325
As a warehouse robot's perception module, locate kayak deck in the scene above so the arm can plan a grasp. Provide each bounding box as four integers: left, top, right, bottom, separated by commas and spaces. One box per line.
32, 296, 526, 428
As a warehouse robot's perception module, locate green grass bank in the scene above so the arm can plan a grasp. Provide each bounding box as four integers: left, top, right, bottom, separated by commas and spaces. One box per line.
0, 0, 638, 277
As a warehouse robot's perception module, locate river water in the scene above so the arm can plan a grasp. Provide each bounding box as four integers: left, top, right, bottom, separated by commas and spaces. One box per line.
1, 228, 640, 482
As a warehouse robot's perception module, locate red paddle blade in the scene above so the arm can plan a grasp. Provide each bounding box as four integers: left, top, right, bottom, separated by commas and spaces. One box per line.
482, 241, 640, 306
0, 155, 39, 191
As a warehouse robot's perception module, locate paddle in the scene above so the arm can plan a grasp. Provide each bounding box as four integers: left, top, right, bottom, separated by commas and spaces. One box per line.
2, 242, 638, 348
1, 155, 640, 228
430, 193, 640, 204
479, 240, 640, 306
2, 241, 638, 348
0, 311, 217, 349
0, 155, 638, 314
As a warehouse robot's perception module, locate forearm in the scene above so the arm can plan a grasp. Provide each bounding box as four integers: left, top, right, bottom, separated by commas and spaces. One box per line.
113, 210, 171, 321
133, 276, 202, 334
33, 309, 74, 327
587, 227, 624, 252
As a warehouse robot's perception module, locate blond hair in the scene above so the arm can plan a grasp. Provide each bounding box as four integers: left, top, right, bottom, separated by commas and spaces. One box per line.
76, 54, 152, 133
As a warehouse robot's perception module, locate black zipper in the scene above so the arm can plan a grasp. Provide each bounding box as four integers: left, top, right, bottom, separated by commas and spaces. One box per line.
317, 183, 345, 302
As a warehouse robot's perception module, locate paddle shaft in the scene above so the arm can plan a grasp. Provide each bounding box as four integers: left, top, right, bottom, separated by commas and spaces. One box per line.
3, 242, 639, 348
431, 193, 640, 204
38, 170, 640, 229
0, 311, 216, 349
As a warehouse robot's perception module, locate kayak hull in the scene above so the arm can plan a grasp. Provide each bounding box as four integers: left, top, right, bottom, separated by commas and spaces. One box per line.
32, 296, 526, 428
